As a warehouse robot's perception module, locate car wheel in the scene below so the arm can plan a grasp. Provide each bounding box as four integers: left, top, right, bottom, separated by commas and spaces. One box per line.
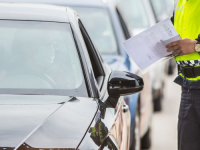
167, 63, 173, 75
141, 128, 151, 149
132, 105, 140, 150
167, 60, 176, 76
154, 97, 162, 112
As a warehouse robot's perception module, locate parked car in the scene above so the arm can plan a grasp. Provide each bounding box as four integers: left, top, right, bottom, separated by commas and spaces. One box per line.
0, 3, 145, 150
1, 0, 153, 149
116, 0, 166, 112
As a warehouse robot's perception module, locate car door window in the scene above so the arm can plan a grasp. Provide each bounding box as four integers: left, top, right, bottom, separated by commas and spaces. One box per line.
75, 7, 118, 55
78, 20, 105, 90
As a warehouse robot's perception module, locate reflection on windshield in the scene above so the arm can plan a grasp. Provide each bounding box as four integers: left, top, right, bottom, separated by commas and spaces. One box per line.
116, 0, 149, 28
74, 7, 118, 54
0, 20, 87, 96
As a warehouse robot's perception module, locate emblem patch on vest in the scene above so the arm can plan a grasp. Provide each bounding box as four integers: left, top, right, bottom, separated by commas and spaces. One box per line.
176, 5, 184, 11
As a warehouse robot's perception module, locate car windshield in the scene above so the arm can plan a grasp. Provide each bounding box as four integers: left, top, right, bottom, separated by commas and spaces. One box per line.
74, 7, 118, 54
116, 0, 149, 28
0, 20, 87, 97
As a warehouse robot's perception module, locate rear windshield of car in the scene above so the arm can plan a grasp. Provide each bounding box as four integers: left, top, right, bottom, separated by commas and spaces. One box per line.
0, 20, 87, 97
116, 0, 149, 28
74, 7, 118, 54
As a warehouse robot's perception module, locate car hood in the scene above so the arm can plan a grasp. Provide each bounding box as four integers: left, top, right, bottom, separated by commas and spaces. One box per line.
0, 95, 98, 150
102, 54, 128, 71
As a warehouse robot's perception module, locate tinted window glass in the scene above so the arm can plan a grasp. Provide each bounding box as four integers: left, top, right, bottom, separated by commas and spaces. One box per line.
74, 7, 118, 54
0, 20, 87, 96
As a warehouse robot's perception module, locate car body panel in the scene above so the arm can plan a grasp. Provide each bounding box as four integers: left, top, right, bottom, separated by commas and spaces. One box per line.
0, 95, 98, 149
79, 97, 130, 150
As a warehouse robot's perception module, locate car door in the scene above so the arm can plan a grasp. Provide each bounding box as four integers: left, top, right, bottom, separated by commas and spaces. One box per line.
78, 20, 131, 150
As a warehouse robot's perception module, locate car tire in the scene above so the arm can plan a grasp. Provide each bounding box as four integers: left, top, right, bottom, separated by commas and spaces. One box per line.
167, 63, 173, 75
153, 89, 162, 112
141, 128, 151, 149
131, 105, 140, 150
154, 97, 162, 112
167, 60, 176, 76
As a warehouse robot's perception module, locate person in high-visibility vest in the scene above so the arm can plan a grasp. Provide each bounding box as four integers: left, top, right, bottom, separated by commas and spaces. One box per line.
167, 0, 200, 150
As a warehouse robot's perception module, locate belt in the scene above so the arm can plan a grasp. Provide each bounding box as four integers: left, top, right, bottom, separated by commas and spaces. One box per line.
179, 66, 200, 78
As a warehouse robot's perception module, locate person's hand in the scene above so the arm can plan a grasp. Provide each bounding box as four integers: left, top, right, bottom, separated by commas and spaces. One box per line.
166, 38, 197, 56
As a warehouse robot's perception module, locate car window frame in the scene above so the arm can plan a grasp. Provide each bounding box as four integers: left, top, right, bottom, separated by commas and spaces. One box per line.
116, 7, 132, 40
78, 20, 106, 93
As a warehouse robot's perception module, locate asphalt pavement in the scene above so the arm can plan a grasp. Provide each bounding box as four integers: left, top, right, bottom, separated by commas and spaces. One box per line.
150, 70, 181, 150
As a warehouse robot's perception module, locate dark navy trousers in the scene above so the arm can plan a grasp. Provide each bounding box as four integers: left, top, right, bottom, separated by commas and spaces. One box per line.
178, 87, 200, 150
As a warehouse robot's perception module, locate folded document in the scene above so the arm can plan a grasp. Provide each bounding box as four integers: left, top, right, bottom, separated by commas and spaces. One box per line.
123, 18, 181, 72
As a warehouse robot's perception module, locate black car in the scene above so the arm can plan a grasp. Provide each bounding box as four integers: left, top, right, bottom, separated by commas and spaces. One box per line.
0, 3, 144, 150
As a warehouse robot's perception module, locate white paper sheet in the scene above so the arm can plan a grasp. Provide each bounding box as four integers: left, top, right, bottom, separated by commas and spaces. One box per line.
122, 18, 181, 73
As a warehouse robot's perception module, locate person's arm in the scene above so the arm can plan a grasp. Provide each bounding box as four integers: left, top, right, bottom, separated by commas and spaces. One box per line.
166, 39, 197, 56
166, 12, 200, 56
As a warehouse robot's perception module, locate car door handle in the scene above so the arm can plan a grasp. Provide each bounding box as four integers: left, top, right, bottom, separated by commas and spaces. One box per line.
122, 105, 129, 113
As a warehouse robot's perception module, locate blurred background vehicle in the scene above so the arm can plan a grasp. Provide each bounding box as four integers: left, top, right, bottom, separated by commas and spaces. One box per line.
0, 0, 154, 149
149, 0, 174, 22
116, 0, 165, 113
149, 0, 177, 77
72, 1, 153, 149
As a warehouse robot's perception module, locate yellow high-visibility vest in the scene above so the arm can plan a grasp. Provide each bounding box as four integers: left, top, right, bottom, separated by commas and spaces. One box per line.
174, 0, 200, 80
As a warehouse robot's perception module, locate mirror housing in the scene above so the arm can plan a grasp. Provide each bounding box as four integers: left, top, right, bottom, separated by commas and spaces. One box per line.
107, 71, 144, 107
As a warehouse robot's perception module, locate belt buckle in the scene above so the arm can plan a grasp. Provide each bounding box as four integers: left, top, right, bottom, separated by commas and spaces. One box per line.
182, 66, 197, 78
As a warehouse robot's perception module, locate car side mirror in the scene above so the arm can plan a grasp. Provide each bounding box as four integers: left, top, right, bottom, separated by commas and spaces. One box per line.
107, 71, 144, 107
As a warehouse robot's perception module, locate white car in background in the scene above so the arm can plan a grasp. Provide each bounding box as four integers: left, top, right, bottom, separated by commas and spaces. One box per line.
116, 0, 166, 112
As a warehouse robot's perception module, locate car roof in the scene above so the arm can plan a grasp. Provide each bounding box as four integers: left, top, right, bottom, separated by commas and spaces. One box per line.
0, 2, 74, 22
0, 0, 111, 8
